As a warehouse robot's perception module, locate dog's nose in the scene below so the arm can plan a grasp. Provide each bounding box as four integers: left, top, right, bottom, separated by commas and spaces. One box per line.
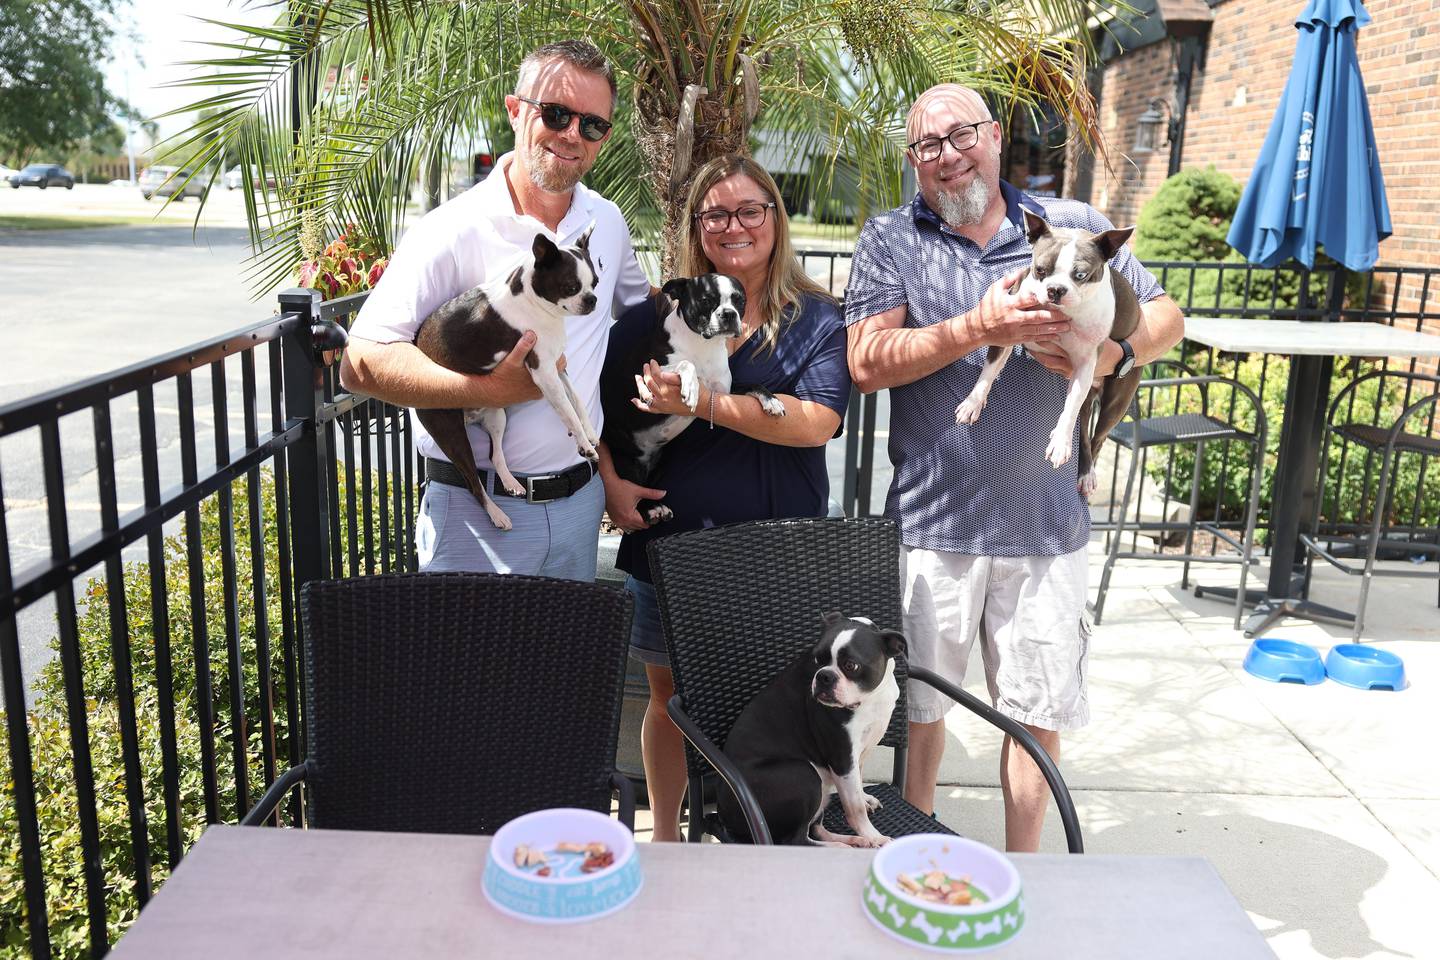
1046, 286, 1066, 304
814, 670, 835, 690
579, 293, 597, 312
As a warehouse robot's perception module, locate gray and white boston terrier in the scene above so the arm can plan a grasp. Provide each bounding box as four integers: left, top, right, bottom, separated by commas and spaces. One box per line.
413, 228, 601, 531
718, 612, 905, 847
954, 210, 1143, 496
599, 274, 784, 525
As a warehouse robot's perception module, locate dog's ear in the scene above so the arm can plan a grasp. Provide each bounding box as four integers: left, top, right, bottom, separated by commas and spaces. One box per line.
661, 278, 689, 300
1022, 209, 1050, 245
820, 610, 846, 627
532, 233, 561, 264
1094, 226, 1136, 262
575, 224, 595, 249
879, 629, 907, 659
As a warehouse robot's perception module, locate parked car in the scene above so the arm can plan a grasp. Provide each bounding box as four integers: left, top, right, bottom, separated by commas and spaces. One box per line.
8, 164, 75, 190
223, 165, 243, 190
139, 165, 209, 201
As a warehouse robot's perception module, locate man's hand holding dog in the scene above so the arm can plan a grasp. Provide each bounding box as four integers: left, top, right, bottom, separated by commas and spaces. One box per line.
967, 269, 1069, 347
465, 331, 568, 408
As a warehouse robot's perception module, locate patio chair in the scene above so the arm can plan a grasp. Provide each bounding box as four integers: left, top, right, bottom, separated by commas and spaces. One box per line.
1301, 369, 1440, 640
242, 572, 636, 833
1093, 361, 1268, 628
647, 516, 1083, 853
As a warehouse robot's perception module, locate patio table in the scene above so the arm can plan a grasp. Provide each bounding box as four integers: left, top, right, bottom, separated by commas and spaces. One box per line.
109, 824, 1274, 959
1182, 318, 1440, 637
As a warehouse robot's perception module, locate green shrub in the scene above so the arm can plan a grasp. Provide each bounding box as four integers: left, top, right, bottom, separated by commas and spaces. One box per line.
1, 467, 392, 958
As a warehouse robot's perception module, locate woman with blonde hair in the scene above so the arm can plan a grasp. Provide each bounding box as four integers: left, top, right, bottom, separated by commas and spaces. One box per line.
596, 154, 852, 841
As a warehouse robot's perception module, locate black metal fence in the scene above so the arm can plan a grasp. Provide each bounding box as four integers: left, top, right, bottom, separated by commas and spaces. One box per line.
3, 257, 1439, 959
0, 287, 416, 959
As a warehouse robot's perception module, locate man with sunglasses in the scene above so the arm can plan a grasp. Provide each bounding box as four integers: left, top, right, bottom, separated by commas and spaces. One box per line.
342, 40, 653, 579
843, 83, 1184, 852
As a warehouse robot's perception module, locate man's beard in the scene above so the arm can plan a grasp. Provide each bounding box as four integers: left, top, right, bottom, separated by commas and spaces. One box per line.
523, 140, 585, 194
934, 177, 991, 227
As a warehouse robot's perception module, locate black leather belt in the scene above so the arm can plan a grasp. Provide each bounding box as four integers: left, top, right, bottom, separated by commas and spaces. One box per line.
424, 457, 595, 504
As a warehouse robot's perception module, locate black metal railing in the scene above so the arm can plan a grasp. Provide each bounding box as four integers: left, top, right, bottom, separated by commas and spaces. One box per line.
0, 288, 419, 959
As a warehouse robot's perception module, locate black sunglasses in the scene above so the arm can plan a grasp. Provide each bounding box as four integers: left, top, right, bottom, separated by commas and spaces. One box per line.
515, 95, 612, 142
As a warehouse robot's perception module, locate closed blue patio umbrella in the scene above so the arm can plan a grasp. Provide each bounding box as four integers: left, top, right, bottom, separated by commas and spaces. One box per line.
1226, 0, 1391, 271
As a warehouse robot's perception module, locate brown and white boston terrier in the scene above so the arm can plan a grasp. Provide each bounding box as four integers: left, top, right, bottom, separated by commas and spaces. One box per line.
954, 210, 1143, 496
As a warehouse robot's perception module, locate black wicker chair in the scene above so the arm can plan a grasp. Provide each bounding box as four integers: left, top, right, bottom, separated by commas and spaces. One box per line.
647, 517, 1082, 852
242, 572, 636, 833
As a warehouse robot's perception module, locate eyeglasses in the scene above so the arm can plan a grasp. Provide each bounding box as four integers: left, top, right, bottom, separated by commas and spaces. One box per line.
907, 120, 996, 162
514, 95, 613, 142
694, 201, 777, 234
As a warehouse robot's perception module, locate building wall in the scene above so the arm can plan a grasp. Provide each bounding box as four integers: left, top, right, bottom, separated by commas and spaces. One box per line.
1086, 0, 1440, 271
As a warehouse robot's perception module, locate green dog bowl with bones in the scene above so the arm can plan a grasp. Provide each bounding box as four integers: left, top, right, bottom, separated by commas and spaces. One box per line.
863, 835, 1024, 952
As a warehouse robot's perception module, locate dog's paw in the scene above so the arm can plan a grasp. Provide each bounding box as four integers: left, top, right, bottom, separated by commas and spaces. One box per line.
679, 379, 700, 412
756, 394, 786, 417
483, 501, 514, 531
497, 474, 525, 497
864, 794, 883, 813
1046, 431, 1074, 468
954, 397, 984, 425
577, 441, 600, 463
643, 504, 673, 525
633, 373, 654, 406
1079, 469, 1098, 499
851, 833, 889, 849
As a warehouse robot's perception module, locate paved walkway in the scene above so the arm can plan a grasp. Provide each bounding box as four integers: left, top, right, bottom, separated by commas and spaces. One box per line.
629, 548, 1440, 960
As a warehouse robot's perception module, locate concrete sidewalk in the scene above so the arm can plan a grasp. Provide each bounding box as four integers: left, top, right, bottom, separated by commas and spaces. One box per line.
631, 547, 1440, 960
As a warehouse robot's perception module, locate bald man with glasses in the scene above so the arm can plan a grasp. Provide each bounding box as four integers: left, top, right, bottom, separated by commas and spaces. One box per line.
844, 84, 1185, 851
342, 40, 655, 579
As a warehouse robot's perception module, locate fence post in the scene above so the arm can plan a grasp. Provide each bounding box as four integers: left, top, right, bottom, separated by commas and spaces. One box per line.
279, 287, 332, 604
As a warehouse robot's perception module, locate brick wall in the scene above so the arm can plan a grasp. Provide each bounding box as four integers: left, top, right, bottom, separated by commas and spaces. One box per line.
1086, 0, 1440, 272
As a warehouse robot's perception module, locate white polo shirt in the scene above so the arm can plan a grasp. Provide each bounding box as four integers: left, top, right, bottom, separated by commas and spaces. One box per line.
349, 153, 652, 475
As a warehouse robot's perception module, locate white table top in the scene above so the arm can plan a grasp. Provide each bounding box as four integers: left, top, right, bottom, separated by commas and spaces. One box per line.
110, 825, 1275, 959
1183, 318, 1440, 357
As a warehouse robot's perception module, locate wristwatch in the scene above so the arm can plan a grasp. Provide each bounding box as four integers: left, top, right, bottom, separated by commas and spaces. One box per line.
1114, 338, 1136, 378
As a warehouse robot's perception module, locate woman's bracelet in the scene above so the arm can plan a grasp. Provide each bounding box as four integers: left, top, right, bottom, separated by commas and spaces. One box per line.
708, 388, 716, 429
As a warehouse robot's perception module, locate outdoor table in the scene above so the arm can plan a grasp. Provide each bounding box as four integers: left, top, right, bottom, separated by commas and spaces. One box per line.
1182, 318, 1440, 637
109, 823, 1274, 959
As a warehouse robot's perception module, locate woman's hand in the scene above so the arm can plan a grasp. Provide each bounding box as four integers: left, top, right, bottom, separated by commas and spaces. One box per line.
597, 442, 666, 533
631, 359, 698, 417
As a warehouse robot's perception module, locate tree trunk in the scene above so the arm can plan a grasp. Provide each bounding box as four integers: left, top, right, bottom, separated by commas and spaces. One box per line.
631, 88, 750, 277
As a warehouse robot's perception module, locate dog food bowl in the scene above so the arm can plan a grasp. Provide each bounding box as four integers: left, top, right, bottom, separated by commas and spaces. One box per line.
863, 835, 1024, 952
482, 808, 641, 923
1324, 644, 1407, 691
1242, 638, 1326, 685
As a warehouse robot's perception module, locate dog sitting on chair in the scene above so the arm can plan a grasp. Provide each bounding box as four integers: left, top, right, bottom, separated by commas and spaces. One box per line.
413, 228, 601, 531
718, 612, 905, 846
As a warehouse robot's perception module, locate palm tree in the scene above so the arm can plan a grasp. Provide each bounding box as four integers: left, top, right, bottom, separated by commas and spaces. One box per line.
165, 0, 1100, 290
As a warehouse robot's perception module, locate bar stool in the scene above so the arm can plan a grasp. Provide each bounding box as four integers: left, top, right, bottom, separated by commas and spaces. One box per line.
1301, 370, 1440, 641
1093, 362, 1268, 628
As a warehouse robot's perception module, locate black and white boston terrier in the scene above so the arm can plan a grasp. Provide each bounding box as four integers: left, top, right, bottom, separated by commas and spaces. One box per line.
599, 274, 784, 525
718, 612, 906, 847
954, 210, 1143, 496
413, 229, 601, 531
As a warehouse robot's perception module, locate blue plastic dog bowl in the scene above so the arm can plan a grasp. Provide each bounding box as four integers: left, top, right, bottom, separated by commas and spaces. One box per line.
1242, 639, 1326, 684
1324, 644, 1407, 691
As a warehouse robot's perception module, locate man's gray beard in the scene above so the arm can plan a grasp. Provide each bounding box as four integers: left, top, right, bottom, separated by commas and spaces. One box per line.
935, 177, 991, 227
523, 141, 584, 194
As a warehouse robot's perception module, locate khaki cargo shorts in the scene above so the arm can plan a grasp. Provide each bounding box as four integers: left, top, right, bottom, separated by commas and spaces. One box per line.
900, 544, 1091, 731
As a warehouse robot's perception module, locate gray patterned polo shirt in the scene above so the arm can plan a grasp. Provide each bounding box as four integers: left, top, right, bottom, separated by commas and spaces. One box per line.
843, 182, 1164, 556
